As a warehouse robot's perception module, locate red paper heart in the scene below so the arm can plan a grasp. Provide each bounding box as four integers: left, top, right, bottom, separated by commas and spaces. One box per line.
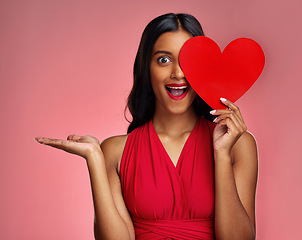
179, 36, 265, 109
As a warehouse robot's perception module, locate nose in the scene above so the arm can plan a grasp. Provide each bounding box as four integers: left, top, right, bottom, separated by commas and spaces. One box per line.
170, 63, 185, 80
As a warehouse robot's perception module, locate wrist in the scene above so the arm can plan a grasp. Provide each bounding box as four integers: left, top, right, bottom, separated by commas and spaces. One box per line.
85, 147, 104, 165
214, 149, 232, 163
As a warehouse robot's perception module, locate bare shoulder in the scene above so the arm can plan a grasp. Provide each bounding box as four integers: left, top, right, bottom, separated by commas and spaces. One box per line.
101, 134, 128, 170
231, 131, 258, 165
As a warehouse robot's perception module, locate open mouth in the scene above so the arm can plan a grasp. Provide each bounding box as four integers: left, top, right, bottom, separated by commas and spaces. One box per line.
165, 83, 189, 100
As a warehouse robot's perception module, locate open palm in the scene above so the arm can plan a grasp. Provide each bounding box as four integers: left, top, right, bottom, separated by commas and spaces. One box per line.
35, 135, 102, 159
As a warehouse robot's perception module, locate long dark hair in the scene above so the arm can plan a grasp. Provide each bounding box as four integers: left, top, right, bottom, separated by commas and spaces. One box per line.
126, 13, 212, 133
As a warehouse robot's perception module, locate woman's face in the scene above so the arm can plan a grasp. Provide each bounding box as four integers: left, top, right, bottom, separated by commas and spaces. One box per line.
150, 29, 197, 116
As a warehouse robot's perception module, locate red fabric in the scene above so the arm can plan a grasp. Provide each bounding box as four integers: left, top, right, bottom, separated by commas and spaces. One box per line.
120, 117, 215, 239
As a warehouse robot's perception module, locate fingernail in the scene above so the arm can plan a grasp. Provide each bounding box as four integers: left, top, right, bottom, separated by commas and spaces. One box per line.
209, 110, 216, 114
213, 117, 218, 123
35, 137, 43, 143
220, 97, 227, 102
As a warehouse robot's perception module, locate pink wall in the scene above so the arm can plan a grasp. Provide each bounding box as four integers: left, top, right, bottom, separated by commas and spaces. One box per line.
1, 0, 301, 239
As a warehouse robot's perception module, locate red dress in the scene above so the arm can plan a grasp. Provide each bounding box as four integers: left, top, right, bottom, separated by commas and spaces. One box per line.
120, 117, 215, 239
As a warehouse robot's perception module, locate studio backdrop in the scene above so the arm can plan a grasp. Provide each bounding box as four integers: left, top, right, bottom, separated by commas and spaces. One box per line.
0, 0, 301, 239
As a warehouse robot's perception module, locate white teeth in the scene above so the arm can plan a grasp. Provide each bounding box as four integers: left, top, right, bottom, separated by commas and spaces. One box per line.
166, 86, 187, 89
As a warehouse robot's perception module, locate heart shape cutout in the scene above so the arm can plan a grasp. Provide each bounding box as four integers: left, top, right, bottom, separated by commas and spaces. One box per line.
179, 36, 265, 109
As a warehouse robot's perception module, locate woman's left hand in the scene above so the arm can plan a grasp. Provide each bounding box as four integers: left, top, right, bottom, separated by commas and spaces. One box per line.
210, 98, 247, 157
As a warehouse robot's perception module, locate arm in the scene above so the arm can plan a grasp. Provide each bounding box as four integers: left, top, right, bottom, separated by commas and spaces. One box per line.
210, 98, 258, 240
94, 136, 135, 239
35, 135, 135, 240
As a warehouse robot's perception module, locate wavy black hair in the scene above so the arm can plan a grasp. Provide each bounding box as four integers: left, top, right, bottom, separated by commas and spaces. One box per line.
126, 13, 212, 133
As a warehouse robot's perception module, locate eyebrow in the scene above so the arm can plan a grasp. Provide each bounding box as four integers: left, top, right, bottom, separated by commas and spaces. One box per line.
153, 50, 172, 56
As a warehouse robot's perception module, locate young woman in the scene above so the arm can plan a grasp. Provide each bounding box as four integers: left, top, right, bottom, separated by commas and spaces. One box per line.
36, 13, 258, 240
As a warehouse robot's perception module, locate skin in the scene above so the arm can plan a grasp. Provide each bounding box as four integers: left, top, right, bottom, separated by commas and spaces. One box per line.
36, 29, 258, 240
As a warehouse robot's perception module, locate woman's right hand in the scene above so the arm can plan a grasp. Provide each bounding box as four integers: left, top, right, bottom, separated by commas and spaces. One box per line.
35, 135, 102, 160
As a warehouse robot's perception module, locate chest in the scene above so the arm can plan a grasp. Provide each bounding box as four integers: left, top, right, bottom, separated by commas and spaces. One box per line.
120, 119, 216, 221
157, 132, 191, 167
120, 123, 215, 221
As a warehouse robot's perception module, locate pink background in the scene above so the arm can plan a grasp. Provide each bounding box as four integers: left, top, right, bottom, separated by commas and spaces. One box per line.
1, 0, 301, 239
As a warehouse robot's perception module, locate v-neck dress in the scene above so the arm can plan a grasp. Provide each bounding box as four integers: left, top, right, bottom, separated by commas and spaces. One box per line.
120, 117, 215, 239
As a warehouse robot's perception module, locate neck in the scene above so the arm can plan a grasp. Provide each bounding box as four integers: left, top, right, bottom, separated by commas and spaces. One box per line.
152, 106, 198, 137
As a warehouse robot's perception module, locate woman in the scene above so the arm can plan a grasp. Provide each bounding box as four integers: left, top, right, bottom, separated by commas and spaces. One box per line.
36, 13, 258, 239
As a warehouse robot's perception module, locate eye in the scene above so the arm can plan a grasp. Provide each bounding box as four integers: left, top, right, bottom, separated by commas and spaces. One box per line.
157, 56, 171, 64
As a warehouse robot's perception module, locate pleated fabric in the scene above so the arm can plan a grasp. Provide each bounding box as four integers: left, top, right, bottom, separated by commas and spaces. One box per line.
120, 117, 215, 239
